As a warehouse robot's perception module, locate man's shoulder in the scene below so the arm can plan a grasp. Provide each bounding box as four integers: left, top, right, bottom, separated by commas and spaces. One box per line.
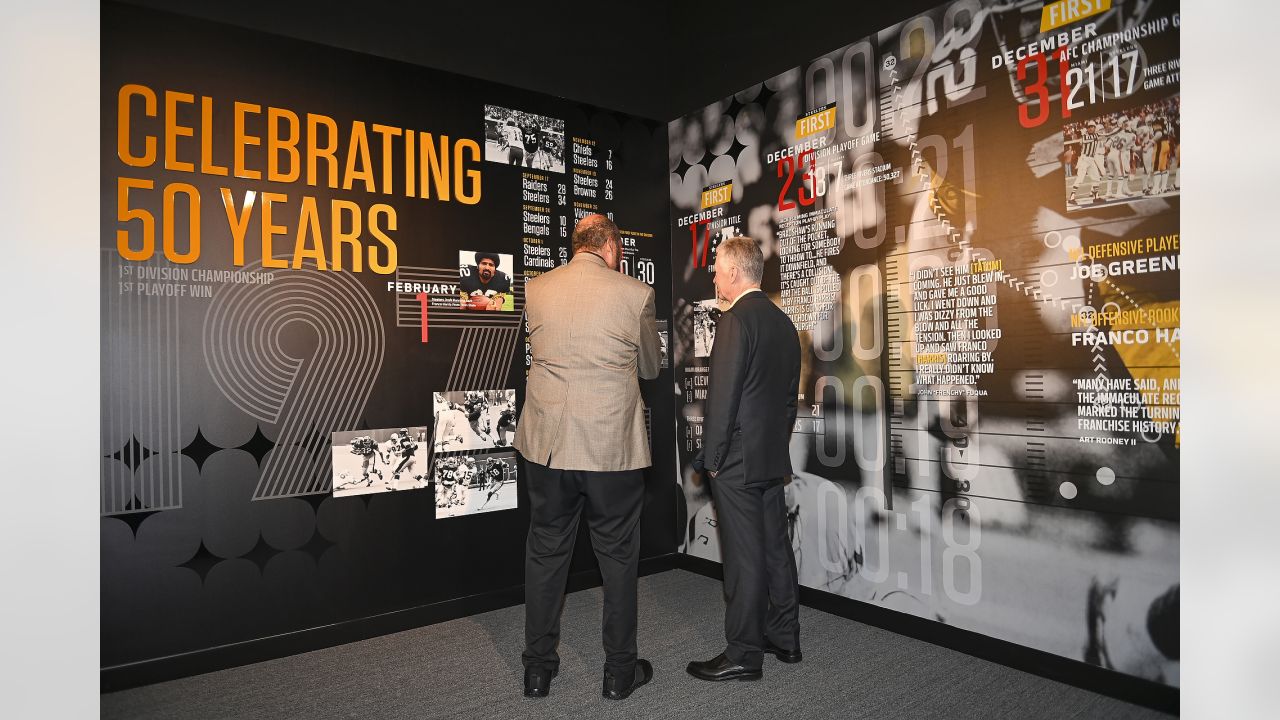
526, 264, 568, 287
730, 292, 772, 318
611, 269, 654, 299
578, 259, 653, 298
736, 293, 796, 330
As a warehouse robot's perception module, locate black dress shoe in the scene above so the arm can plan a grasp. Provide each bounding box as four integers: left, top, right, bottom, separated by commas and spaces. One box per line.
685, 653, 762, 681
763, 639, 803, 663
523, 666, 556, 698
603, 658, 653, 700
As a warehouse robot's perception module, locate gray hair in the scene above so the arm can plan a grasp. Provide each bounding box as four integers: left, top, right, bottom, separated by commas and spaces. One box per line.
716, 236, 763, 284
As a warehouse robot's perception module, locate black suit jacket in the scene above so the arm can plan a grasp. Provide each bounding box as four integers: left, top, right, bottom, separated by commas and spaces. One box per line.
695, 291, 801, 482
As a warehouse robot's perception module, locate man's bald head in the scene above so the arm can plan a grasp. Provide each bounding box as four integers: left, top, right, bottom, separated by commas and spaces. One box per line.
571, 214, 621, 254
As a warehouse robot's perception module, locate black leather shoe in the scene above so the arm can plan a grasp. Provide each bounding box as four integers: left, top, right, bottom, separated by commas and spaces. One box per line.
523, 666, 556, 698
686, 653, 762, 681
603, 658, 653, 700
764, 639, 803, 663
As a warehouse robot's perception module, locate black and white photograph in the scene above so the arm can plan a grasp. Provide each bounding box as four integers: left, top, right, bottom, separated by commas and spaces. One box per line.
458, 250, 515, 311
656, 319, 670, 369
432, 390, 517, 452
1063, 95, 1180, 210
692, 298, 720, 358
330, 426, 431, 498
433, 452, 519, 519
483, 104, 566, 173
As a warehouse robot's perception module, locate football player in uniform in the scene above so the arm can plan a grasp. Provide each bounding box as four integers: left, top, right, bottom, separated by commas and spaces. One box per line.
494, 398, 517, 447
485, 458, 506, 489
459, 252, 512, 311
1123, 117, 1146, 197
1103, 118, 1136, 200
543, 131, 562, 171
451, 457, 477, 507
523, 123, 542, 169
349, 435, 386, 487
433, 393, 466, 450
1149, 119, 1177, 196
438, 409, 462, 449
388, 428, 422, 487
480, 458, 509, 506
1134, 113, 1156, 194
502, 119, 525, 166
464, 391, 495, 444
435, 458, 456, 508
532, 129, 548, 170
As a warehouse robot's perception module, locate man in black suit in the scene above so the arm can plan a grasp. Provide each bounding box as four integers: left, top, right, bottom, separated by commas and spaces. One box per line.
688, 235, 802, 682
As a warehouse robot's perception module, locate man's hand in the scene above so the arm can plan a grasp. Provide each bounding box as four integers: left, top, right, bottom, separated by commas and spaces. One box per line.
488, 295, 506, 311
707, 470, 717, 478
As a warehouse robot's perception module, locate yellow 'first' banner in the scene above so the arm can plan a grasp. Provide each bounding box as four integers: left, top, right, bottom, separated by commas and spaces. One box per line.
1040, 0, 1111, 33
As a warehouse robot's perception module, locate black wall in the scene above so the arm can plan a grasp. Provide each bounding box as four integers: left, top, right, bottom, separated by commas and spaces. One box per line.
120, 0, 943, 121
101, 2, 675, 684
103, 0, 945, 684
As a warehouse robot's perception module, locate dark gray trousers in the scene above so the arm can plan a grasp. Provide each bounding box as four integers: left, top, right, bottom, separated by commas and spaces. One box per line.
522, 457, 645, 678
710, 470, 800, 670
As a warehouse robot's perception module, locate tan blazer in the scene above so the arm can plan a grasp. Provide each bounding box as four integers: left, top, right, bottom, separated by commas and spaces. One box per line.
515, 252, 661, 470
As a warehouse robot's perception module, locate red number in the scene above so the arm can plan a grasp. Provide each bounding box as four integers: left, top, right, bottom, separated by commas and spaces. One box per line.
1017, 53, 1049, 128
416, 292, 429, 343
777, 157, 797, 211
777, 151, 818, 209
690, 219, 713, 267
798, 149, 816, 207
1019, 47, 1073, 128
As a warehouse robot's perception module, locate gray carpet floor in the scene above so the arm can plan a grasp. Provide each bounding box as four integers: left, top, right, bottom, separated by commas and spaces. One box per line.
102, 570, 1173, 719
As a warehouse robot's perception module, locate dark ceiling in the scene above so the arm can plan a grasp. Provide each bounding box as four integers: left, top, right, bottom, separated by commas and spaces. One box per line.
118, 0, 944, 121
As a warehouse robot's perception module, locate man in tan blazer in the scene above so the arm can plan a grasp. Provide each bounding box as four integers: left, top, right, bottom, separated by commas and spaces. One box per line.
515, 213, 661, 701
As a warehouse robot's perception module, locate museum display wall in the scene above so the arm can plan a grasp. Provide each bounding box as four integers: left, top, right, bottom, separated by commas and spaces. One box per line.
669, 0, 1180, 689
102, 0, 1179, 694
101, 2, 674, 681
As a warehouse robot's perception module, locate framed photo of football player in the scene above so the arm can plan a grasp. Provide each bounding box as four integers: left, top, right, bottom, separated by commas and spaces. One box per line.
433, 451, 518, 519
330, 426, 431, 498
458, 251, 515, 311
432, 389, 517, 452
482, 105, 565, 173
1063, 95, 1179, 211
692, 298, 721, 358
